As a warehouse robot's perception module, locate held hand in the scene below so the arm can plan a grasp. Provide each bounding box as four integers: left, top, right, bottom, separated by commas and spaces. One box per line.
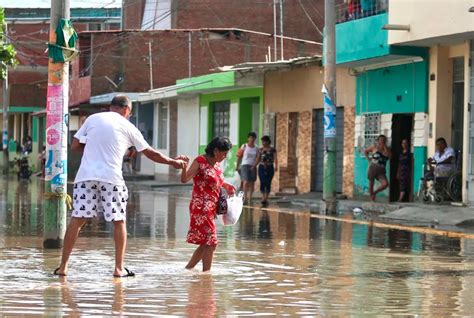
172, 159, 187, 170
175, 155, 190, 163
251, 165, 256, 171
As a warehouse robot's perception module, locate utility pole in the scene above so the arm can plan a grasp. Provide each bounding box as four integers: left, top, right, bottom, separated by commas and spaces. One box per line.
2, 23, 9, 173
279, 0, 284, 60
2, 63, 9, 173
43, 0, 71, 248
188, 32, 192, 78
273, 0, 277, 61
149, 41, 153, 90
120, 0, 125, 30
322, 0, 337, 214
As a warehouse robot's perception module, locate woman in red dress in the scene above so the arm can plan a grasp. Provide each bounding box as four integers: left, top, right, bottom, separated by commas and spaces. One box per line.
181, 137, 235, 271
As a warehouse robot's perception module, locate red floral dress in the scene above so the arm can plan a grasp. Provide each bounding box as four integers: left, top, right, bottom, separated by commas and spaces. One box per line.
187, 155, 224, 246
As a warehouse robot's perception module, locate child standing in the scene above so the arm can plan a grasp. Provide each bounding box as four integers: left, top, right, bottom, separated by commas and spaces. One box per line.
181, 137, 235, 272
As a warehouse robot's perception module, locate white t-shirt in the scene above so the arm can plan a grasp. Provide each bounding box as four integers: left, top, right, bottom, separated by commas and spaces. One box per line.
241, 144, 259, 166
74, 112, 150, 185
431, 146, 456, 177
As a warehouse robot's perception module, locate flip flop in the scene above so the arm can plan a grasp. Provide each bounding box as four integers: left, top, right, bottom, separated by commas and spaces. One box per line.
53, 267, 67, 277
114, 267, 135, 278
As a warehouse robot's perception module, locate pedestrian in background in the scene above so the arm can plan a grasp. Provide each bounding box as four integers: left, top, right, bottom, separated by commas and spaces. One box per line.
181, 137, 235, 272
364, 135, 391, 201
54, 95, 187, 278
236, 132, 259, 204
256, 135, 278, 206
397, 139, 411, 202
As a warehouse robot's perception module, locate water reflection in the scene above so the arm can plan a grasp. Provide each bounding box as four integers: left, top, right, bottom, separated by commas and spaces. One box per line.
1, 176, 474, 315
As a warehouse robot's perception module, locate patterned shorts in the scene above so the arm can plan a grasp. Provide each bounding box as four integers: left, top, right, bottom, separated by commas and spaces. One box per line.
72, 181, 128, 222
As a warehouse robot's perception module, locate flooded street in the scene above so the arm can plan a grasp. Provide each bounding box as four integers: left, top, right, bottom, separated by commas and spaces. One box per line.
2, 176, 474, 316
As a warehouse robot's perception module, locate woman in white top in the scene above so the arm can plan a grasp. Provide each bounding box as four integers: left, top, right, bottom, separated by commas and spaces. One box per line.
237, 132, 259, 203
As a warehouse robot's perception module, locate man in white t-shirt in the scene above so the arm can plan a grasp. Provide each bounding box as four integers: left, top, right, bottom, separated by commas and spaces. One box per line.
54, 95, 186, 278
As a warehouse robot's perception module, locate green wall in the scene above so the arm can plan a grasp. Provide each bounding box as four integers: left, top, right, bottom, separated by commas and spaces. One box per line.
336, 13, 389, 64
177, 72, 236, 93
199, 88, 263, 177
356, 61, 429, 115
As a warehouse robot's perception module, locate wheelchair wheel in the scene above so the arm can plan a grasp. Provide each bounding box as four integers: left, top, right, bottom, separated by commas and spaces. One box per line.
447, 172, 462, 202
434, 193, 444, 204
417, 186, 431, 203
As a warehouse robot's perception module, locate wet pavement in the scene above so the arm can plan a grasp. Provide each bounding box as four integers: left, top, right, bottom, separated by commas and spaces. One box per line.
2, 176, 474, 316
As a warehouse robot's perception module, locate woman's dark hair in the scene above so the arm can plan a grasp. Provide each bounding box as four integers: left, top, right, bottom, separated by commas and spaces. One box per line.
248, 132, 257, 139
261, 135, 271, 143
378, 135, 387, 142
205, 137, 232, 157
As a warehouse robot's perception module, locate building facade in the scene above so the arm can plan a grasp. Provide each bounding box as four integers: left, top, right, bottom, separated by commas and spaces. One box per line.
387, 0, 474, 204
334, 2, 430, 202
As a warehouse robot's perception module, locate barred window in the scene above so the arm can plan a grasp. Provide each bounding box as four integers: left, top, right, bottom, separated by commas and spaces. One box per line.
363, 113, 381, 148
212, 101, 230, 138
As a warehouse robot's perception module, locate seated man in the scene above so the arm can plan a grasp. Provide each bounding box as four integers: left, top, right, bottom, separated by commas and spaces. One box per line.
427, 137, 455, 178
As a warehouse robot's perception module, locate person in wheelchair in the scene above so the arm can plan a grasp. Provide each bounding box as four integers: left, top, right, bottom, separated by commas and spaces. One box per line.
427, 137, 455, 180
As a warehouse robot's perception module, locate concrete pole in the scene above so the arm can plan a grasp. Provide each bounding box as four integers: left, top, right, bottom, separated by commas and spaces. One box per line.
188, 32, 192, 78
43, 0, 70, 248
2, 23, 9, 173
2, 67, 9, 173
120, 0, 124, 30
149, 41, 153, 90
273, 0, 277, 61
279, 0, 284, 60
322, 0, 337, 214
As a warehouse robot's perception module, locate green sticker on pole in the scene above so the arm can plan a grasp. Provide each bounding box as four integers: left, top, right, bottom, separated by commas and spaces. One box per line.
322, 85, 336, 138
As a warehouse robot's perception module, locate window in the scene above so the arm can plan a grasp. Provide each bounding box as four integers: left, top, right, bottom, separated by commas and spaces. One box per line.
88, 23, 102, 31
363, 113, 380, 148
157, 102, 169, 149
212, 101, 230, 138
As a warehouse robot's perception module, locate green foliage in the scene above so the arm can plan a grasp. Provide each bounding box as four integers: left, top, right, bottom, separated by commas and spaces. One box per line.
0, 7, 18, 80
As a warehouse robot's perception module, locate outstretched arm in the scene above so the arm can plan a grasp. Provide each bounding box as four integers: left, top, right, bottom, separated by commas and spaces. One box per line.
142, 148, 186, 169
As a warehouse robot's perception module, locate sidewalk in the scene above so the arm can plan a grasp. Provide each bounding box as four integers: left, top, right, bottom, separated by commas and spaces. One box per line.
280, 192, 474, 232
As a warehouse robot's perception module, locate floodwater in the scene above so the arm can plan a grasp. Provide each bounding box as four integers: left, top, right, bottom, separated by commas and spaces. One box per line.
2, 177, 474, 316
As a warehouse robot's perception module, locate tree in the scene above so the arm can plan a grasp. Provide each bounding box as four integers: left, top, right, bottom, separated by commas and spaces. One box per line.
0, 7, 18, 79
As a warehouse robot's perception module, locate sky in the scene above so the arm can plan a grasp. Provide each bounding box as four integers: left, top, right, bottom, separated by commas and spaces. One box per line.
0, 0, 121, 8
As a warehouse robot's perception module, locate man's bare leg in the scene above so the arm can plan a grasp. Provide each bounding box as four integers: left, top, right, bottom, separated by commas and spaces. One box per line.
56, 218, 87, 276
113, 220, 127, 277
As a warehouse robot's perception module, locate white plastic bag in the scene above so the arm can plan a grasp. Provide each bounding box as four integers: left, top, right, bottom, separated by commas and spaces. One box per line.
225, 172, 241, 191
220, 192, 244, 226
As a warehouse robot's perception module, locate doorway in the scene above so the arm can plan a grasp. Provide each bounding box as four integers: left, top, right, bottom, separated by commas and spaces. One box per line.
452, 57, 464, 152
390, 114, 413, 202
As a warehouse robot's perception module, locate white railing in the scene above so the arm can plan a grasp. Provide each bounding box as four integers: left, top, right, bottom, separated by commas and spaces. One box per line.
336, 0, 388, 24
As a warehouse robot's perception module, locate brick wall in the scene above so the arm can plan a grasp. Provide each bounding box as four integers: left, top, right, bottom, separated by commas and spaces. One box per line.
85, 30, 321, 96
123, 0, 147, 29
173, 0, 324, 43
343, 105, 355, 197
297, 111, 312, 193
3, 22, 90, 108
274, 112, 289, 193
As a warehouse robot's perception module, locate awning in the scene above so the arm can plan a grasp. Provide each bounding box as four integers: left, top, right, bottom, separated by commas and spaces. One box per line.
90, 92, 141, 105
0, 106, 44, 114
138, 80, 213, 102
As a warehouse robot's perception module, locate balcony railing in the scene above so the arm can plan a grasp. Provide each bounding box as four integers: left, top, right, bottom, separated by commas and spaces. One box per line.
336, 0, 388, 24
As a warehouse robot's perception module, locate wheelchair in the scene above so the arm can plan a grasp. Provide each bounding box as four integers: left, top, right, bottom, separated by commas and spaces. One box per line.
417, 151, 462, 204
